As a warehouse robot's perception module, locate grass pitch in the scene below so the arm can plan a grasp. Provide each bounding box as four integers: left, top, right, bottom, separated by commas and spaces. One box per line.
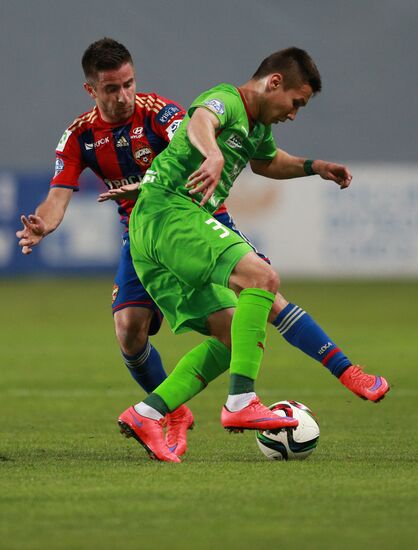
1, 278, 417, 549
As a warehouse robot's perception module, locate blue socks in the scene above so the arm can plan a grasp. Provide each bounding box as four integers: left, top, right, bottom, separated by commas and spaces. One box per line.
122, 340, 167, 392
272, 303, 351, 378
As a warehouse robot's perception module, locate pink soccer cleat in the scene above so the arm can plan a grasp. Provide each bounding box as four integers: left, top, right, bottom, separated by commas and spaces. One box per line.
339, 365, 390, 402
221, 396, 299, 432
118, 406, 181, 463
165, 404, 195, 456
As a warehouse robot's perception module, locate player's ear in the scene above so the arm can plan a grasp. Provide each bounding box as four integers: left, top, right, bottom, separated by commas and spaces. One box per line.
269, 73, 283, 92
84, 82, 96, 99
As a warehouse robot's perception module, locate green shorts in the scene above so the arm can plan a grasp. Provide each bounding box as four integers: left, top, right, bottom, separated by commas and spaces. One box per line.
129, 184, 252, 334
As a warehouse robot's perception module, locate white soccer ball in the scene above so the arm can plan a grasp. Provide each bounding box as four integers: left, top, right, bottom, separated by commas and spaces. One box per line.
256, 400, 320, 461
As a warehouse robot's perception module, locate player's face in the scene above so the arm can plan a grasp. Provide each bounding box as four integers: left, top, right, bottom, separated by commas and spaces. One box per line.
262, 78, 313, 125
85, 62, 136, 123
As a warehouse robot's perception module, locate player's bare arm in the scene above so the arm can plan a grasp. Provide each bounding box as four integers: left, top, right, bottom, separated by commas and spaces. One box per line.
185, 107, 224, 206
97, 182, 141, 202
251, 149, 352, 189
16, 187, 73, 254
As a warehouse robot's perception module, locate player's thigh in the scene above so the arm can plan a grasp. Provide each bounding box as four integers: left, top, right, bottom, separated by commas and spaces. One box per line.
134, 201, 250, 289
112, 233, 163, 335
228, 249, 279, 293
113, 306, 154, 337
131, 253, 237, 335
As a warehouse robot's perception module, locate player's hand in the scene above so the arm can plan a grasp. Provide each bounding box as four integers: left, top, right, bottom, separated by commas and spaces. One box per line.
16, 214, 47, 255
314, 160, 352, 189
97, 183, 140, 202
185, 154, 224, 207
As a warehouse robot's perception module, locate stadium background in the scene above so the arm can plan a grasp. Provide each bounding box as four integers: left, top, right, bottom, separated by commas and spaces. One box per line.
1, 0, 417, 277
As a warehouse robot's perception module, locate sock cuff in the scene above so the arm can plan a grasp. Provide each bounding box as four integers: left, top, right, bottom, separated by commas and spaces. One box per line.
240, 288, 275, 304
273, 304, 307, 335
144, 392, 170, 415
230, 373, 256, 394
122, 340, 151, 366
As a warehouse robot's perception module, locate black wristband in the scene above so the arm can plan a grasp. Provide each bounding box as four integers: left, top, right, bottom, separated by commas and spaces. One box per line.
303, 159, 316, 176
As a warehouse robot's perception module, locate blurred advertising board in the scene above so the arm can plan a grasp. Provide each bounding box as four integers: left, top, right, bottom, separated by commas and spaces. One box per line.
1, 164, 417, 277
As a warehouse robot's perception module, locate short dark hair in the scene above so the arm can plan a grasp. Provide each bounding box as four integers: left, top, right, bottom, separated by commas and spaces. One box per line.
82, 37, 133, 83
253, 47, 322, 94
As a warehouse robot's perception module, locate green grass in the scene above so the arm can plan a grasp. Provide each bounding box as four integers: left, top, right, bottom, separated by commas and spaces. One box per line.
1, 279, 417, 550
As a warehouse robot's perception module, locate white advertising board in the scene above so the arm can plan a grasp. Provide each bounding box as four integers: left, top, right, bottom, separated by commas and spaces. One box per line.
227, 164, 418, 277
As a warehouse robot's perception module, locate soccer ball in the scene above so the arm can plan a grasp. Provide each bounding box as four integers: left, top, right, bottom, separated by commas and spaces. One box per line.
256, 400, 320, 461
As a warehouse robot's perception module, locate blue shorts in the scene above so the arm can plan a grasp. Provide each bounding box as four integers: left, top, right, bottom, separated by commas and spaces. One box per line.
213, 211, 271, 265
111, 212, 270, 335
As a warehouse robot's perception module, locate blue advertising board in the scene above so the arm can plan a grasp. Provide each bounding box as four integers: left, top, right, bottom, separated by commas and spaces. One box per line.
0, 171, 121, 275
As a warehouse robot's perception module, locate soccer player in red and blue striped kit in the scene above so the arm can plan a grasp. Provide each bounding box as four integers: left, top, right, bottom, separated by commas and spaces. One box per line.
16, 38, 197, 455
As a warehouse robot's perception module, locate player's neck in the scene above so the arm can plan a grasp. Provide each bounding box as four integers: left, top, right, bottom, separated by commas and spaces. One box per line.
238, 80, 264, 122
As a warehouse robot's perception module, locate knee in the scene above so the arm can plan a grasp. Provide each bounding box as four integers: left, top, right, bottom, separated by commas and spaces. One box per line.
229, 253, 280, 295
114, 309, 150, 354
258, 266, 280, 294
241, 264, 280, 294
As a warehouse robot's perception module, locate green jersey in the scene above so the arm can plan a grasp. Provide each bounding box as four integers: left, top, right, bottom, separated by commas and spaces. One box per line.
141, 83, 277, 214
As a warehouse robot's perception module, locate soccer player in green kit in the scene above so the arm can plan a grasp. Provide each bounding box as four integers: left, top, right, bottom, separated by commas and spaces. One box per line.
112, 47, 389, 462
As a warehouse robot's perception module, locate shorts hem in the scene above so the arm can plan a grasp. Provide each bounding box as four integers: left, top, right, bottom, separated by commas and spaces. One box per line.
211, 242, 253, 287
172, 301, 236, 335
112, 301, 157, 314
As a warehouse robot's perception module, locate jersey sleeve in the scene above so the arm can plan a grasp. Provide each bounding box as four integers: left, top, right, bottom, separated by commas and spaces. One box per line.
252, 125, 277, 161
187, 87, 241, 129
148, 94, 186, 143
50, 128, 85, 191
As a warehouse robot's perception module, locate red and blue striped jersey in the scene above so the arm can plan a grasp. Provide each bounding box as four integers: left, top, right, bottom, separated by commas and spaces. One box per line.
51, 92, 226, 227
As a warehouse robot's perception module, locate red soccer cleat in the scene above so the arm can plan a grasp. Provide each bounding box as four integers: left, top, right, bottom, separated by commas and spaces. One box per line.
339, 365, 390, 402
165, 404, 195, 456
118, 406, 181, 463
221, 396, 299, 432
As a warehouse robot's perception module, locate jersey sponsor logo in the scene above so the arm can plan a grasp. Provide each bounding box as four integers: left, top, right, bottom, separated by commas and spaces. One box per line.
116, 136, 129, 148
156, 104, 181, 125
226, 133, 243, 149
166, 119, 182, 140
56, 129, 72, 152
104, 175, 141, 189
85, 136, 110, 150
54, 157, 64, 176
204, 99, 225, 115
142, 170, 157, 184
134, 146, 154, 167
131, 126, 144, 139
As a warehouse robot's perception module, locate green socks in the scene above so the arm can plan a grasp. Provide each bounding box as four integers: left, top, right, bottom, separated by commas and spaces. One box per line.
144, 288, 275, 413
144, 337, 231, 413
229, 288, 275, 393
